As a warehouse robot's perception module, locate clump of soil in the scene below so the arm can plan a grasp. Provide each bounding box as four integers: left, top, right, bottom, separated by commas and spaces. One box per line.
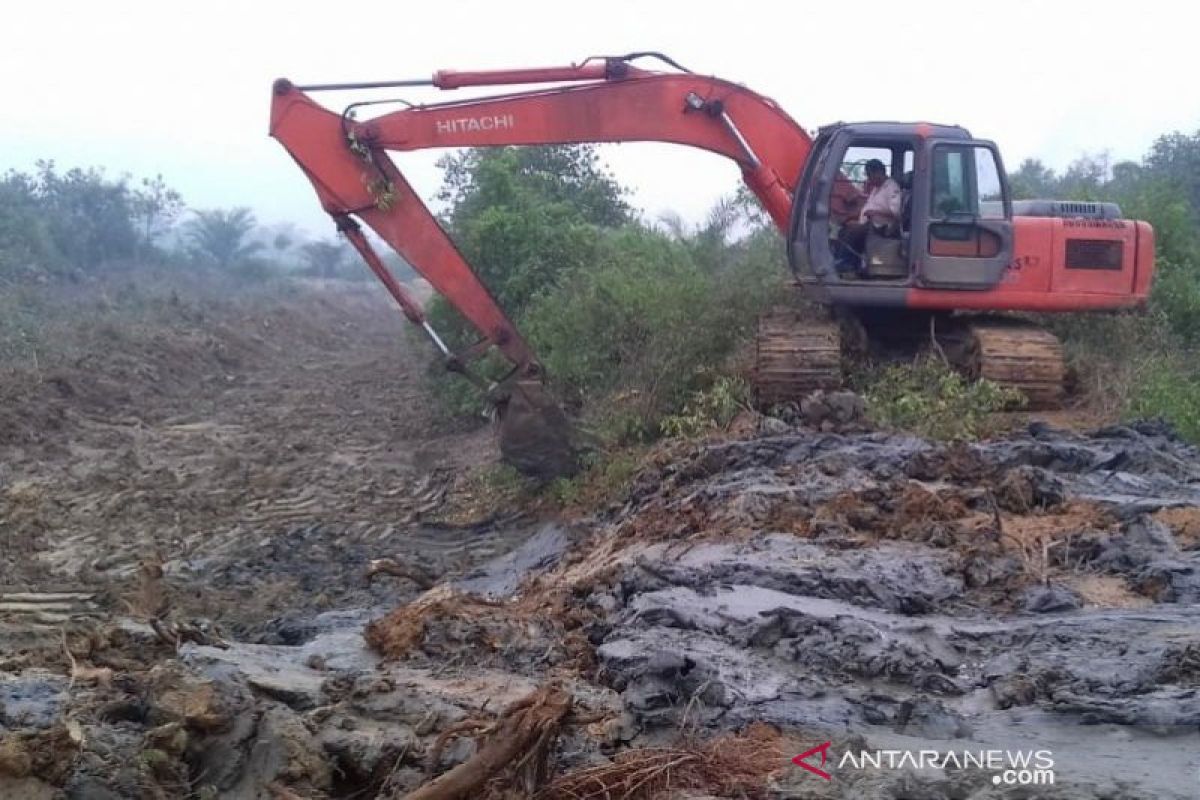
364, 587, 512, 661
364, 579, 600, 677
1155, 505, 1200, 549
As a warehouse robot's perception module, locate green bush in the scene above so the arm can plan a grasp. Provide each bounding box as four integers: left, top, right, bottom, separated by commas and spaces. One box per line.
522, 225, 777, 439
0, 177, 61, 278
858, 358, 1025, 441
422, 145, 785, 434
437, 146, 628, 316
1124, 356, 1200, 442
660, 375, 751, 438
544, 449, 642, 508
1151, 261, 1200, 343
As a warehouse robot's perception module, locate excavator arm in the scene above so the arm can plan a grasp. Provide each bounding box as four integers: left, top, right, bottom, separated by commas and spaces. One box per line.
268, 54, 814, 476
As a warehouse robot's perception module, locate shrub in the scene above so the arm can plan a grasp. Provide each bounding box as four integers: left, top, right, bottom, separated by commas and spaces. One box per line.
421, 144, 786, 434
0, 177, 61, 278
660, 375, 751, 438
1124, 356, 1200, 442
545, 449, 642, 509
858, 358, 1025, 441
521, 225, 777, 439
1151, 261, 1200, 343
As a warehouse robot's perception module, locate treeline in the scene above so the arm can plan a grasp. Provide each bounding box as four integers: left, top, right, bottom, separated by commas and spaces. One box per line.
0, 160, 411, 282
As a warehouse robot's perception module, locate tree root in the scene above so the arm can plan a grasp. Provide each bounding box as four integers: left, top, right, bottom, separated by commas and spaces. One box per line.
538, 722, 788, 800
399, 683, 572, 800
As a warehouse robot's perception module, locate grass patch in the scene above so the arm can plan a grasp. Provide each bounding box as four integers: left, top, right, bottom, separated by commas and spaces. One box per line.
1049, 310, 1200, 442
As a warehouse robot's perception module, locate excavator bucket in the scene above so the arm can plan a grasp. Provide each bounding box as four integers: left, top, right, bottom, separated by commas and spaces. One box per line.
496, 380, 583, 480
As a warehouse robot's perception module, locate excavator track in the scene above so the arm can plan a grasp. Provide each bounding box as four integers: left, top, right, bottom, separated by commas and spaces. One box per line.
959, 321, 1066, 409
752, 311, 843, 407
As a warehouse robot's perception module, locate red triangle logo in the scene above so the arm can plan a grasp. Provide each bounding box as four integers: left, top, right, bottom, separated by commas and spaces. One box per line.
792, 741, 833, 781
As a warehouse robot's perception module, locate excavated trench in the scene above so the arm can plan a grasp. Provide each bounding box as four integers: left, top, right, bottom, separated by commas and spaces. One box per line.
4, 420, 1200, 798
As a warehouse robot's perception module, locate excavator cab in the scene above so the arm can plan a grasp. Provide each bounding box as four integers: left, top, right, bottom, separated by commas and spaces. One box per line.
790, 122, 1014, 301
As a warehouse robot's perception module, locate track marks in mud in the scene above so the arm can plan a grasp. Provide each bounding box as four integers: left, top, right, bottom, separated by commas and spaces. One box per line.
0, 285, 516, 640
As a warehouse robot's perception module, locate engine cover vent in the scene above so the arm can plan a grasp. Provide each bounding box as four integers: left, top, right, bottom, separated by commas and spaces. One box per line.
1011, 199, 1123, 220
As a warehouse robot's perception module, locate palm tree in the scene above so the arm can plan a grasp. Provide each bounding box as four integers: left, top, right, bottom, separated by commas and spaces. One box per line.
186, 208, 262, 267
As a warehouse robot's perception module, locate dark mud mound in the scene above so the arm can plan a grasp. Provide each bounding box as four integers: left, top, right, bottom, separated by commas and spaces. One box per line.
583, 422, 1200, 797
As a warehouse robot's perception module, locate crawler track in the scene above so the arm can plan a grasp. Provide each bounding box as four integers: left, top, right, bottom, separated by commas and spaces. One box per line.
752, 311, 842, 407
962, 321, 1066, 408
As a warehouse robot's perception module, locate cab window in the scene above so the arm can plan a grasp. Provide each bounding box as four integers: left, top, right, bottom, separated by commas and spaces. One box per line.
839, 145, 913, 191
840, 146, 892, 187
931, 145, 1006, 218
931, 146, 971, 217
973, 146, 1005, 217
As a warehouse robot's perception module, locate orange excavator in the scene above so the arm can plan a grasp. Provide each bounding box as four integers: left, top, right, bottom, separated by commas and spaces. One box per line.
269, 53, 1155, 477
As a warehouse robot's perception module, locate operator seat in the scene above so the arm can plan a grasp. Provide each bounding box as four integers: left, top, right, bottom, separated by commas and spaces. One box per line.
862, 169, 913, 279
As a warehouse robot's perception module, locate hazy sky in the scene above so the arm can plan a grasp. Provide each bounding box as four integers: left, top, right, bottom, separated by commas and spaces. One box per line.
4, 0, 1198, 240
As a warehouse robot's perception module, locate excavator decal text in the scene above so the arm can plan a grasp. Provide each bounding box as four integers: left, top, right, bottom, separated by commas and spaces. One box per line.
435, 114, 515, 135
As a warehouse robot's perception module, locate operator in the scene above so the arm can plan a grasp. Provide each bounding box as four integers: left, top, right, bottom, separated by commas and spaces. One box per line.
835, 158, 903, 272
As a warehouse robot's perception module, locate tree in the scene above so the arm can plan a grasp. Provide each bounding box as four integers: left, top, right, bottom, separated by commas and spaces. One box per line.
1144, 129, 1200, 219
300, 239, 350, 278
438, 145, 630, 230
185, 208, 263, 268
1057, 152, 1110, 199
430, 146, 631, 319
129, 174, 184, 254
0, 171, 60, 277
657, 193, 757, 274
1008, 159, 1058, 200
32, 160, 138, 268
267, 222, 302, 256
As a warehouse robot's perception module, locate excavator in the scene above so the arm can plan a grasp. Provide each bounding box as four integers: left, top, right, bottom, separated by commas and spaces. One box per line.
268, 53, 1155, 478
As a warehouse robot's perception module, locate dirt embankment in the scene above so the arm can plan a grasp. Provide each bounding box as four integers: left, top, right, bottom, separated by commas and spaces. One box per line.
4, 278, 1200, 798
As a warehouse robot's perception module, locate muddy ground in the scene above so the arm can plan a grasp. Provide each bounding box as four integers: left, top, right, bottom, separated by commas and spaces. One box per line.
3, 279, 1200, 799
